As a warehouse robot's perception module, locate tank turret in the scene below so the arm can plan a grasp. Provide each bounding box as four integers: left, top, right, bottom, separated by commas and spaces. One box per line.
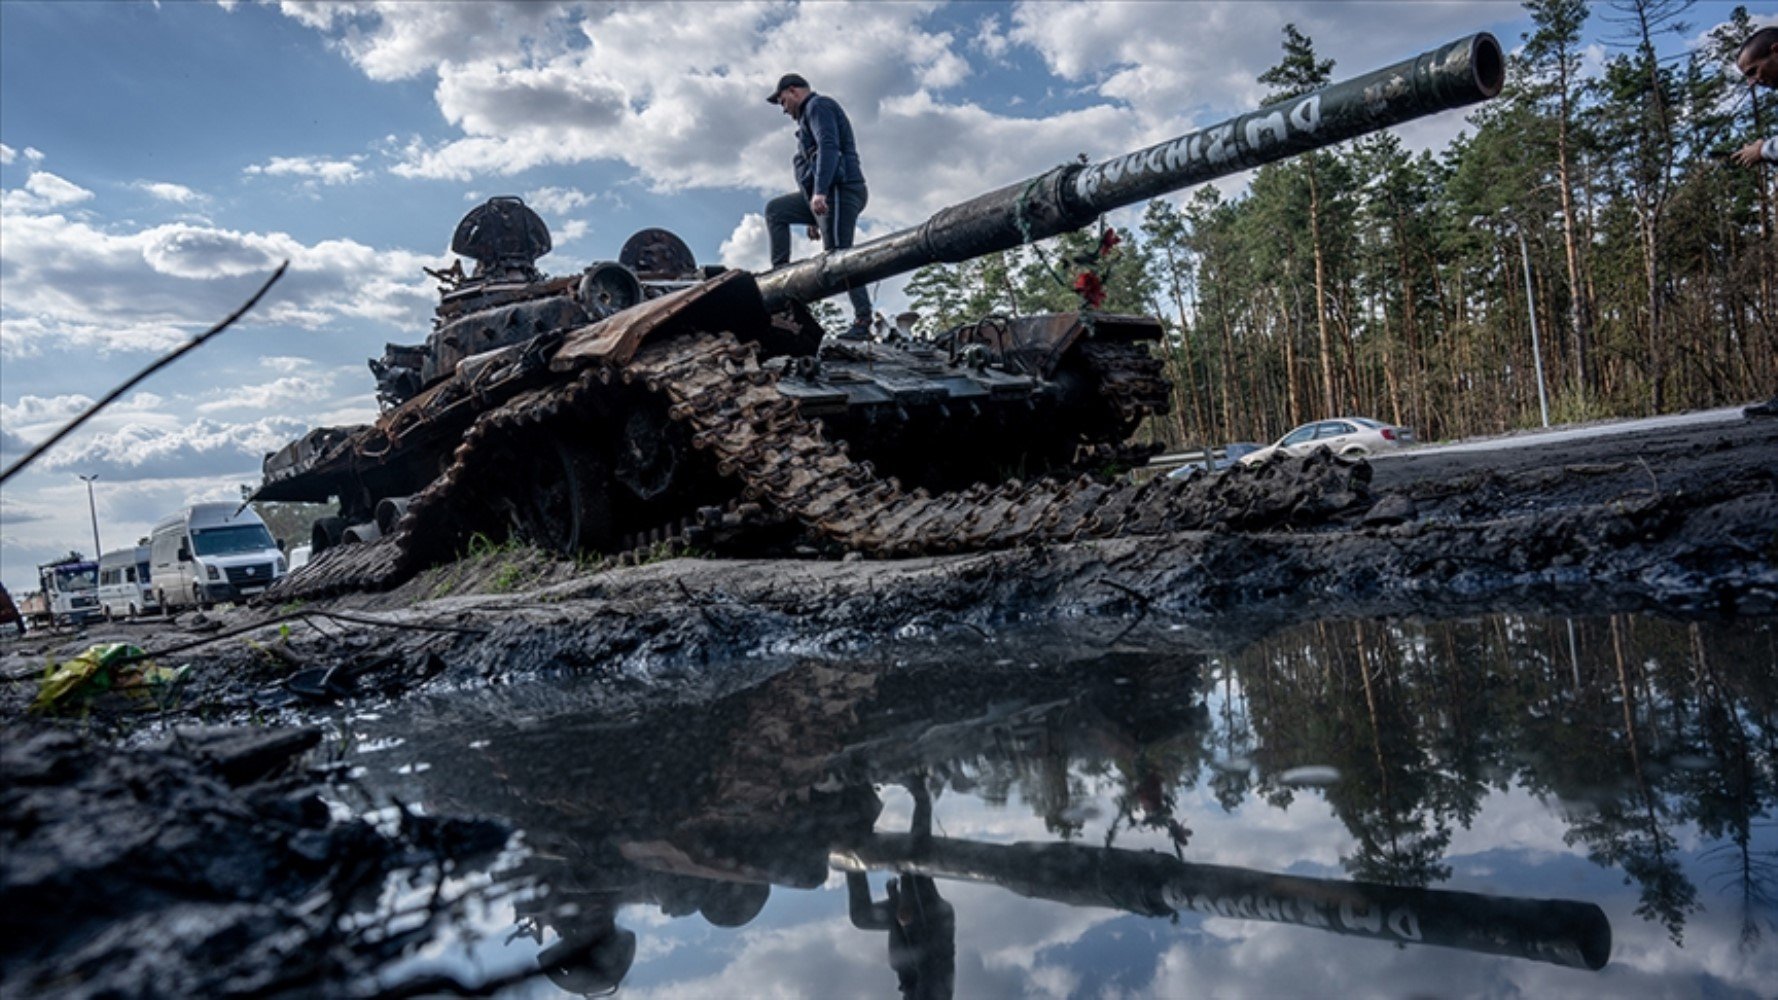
258, 34, 1503, 597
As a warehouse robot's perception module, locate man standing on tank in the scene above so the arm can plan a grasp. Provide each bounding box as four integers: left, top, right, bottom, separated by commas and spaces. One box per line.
1731, 27, 1778, 169
764, 73, 873, 340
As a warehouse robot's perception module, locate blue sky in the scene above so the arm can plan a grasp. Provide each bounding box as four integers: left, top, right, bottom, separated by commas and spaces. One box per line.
1, 0, 1769, 595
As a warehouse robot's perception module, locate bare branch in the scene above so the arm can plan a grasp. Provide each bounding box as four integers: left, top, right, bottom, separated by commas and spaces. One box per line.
0, 262, 289, 488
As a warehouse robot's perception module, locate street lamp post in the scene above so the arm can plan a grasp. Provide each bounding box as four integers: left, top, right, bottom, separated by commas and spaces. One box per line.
78, 474, 102, 559
1515, 228, 1552, 429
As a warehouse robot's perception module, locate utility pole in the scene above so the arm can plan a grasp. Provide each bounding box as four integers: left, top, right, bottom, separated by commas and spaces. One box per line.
78, 474, 102, 559
1517, 229, 1552, 429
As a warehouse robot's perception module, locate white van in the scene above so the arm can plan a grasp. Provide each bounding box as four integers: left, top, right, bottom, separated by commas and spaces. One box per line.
150, 503, 287, 611
97, 545, 158, 619
286, 543, 313, 572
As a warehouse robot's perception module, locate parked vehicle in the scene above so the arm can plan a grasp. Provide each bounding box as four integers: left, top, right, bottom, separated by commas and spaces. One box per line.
1167, 442, 1266, 480
286, 544, 313, 573
1239, 418, 1413, 465
0, 583, 24, 635
150, 503, 287, 611
98, 545, 159, 619
33, 555, 101, 627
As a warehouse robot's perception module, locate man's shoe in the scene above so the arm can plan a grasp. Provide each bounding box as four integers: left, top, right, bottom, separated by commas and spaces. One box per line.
836, 317, 871, 342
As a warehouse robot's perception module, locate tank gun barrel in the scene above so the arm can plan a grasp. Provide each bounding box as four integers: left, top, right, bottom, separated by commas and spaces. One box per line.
757, 32, 1503, 311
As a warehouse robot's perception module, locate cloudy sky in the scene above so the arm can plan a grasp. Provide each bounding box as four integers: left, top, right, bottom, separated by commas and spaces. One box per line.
0, 0, 1767, 595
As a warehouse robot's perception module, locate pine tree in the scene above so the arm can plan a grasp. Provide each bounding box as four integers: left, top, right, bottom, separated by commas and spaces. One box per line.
1259, 25, 1343, 418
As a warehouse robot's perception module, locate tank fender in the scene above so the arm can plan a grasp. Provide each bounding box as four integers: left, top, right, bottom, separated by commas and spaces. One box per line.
551, 269, 772, 370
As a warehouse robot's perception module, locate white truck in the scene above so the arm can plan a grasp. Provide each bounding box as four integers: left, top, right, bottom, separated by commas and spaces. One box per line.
150, 503, 287, 611
33, 555, 102, 627
98, 545, 159, 619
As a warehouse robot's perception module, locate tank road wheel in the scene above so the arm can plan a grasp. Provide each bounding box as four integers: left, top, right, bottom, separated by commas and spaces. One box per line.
311, 516, 347, 554
509, 440, 613, 555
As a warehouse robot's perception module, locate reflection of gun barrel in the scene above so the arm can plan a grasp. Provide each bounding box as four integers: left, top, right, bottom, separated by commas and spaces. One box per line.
834, 836, 1610, 971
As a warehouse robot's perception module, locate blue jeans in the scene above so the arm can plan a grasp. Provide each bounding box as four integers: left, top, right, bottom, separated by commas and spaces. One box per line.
766, 183, 871, 322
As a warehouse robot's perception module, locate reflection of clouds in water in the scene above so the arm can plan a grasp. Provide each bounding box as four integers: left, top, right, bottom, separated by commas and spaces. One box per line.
946, 880, 1117, 991
1445, 788, 1585, 860
1604, 883, 1778, 987
616, 918, 875, 1000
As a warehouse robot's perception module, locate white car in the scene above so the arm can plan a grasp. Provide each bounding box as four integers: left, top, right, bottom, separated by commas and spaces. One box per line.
1240, 417, 1412, 465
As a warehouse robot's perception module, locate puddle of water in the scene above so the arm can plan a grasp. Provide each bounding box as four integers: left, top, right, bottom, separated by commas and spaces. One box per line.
339, 612, 1778, 997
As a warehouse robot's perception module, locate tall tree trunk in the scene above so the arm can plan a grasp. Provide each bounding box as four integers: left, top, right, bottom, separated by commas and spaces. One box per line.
1393, 209, 1423, 436
1215, 284, 1239, 441
1279, 287, 1302, 427
1161, 250, 1199, 446
1308, 159, 1338, 416
1642, 207, 1664, 413
1555, 54, 1592, 397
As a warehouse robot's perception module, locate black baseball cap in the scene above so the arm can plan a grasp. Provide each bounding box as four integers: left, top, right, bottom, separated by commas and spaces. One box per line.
766, 73, 809, 104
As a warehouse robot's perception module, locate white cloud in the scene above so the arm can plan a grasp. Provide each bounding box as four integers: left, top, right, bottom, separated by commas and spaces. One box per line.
0, 313, 190, 361
140, 223, 288, 278
30, 414, 308, 480
273, 0, 1519, 262
273, 0, 581, 83
0, 207, 437, 358
305, 1, 988, 207
193, 375, 334, 414
1, 393, 96, 429
243, 154, 367, 186
522, 185, 598, 216
553, 219, 590, 245
0, 145, 46, 167
972, 14, 1011, 61
718, 213, 771, 272
0, 171, 94, 214
135, 180, 201, 204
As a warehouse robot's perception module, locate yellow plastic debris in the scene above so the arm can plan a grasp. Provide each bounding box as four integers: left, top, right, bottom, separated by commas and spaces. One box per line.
31, 643, 188, 713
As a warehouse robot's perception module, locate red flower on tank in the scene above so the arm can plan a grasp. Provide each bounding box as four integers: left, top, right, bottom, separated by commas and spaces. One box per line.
1073, 271, 1106, 308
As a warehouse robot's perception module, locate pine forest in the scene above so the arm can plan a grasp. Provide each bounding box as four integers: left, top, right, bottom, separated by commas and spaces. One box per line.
903, 3, 1776, 451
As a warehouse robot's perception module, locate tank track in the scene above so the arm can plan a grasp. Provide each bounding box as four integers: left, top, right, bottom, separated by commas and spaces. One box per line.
1072, 339, 1173, 427
273, 330, 1369, 599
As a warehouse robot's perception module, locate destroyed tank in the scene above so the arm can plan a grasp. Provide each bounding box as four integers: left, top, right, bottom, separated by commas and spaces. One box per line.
258, 34, 1503, 595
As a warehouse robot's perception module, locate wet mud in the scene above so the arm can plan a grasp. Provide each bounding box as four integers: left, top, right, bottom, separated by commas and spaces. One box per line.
1, 411, 1773, 996
0, 725, 508, 998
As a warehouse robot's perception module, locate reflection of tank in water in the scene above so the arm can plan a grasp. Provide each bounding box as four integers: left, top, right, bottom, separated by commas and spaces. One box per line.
373, 650, 1604, 994
257, 34, 1503, 596
835, 837, 1611, 973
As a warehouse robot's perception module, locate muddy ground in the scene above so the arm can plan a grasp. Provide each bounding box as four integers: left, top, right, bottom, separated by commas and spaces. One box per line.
2, 409, 1774, 996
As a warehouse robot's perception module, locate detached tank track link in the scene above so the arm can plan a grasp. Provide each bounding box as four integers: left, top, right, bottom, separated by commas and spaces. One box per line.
271, 329, 1371, 601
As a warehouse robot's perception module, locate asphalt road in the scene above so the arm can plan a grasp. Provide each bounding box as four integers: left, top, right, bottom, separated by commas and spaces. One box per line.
1374, 404, 1754, 459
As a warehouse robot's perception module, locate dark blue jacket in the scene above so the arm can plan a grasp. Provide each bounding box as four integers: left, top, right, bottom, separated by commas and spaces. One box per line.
794, 93, 865, 196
